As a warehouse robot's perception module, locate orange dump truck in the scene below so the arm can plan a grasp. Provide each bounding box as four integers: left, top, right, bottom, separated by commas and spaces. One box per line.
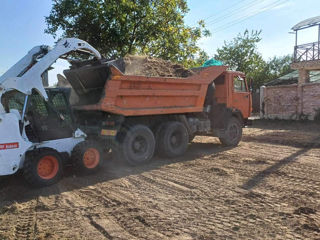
64, 61, 252, 165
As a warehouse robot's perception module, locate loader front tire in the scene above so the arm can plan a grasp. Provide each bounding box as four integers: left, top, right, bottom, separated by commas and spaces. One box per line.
23, 149, 63, 187
71, 141, 103, 175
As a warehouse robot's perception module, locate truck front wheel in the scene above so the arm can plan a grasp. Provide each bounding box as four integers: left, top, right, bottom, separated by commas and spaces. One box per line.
115, 125, 155, 166
158, 121, 189, 158
219, 117, 242, 146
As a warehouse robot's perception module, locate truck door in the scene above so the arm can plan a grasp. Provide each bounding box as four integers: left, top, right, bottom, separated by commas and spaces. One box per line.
231, 75, 251, 119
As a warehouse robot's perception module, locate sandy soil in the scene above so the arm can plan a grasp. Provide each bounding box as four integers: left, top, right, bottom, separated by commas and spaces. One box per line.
123, 55, 194, 78
0, 120, 320, 240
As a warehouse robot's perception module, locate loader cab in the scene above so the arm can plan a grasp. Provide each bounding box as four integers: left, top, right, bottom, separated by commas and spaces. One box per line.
214, 71, 252, 120
1, 88, 75, 143
24, 88, 75, 142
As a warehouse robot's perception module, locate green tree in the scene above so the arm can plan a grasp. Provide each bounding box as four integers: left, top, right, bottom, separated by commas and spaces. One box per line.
45, 0, 210, 67
214, 30, 265, 89
214, 30, 294, 89
265, 55, 293, 80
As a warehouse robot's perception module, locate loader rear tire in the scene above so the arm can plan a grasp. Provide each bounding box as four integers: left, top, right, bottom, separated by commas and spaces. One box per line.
71, 141, 103, 175
114, 125, 155, 166
158, 121, 189, 158
23, 149, 63, 187
219, 117, 242, 146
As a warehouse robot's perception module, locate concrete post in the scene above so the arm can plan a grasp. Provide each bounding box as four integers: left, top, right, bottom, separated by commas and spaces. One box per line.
260, 86, 266, 119
298, 69, 309, 84
297, 69, 309, 119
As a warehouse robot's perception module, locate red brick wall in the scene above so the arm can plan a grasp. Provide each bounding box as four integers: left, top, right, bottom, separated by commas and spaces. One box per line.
261, 83, 320, 120
302, 83, 320, 119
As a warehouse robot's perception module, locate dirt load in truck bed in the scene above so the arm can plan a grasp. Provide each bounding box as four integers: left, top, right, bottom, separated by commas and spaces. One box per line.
62, 55, 196, 105
122, 55, 194, 77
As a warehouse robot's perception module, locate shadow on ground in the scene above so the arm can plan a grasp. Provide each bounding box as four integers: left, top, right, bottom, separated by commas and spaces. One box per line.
242, 136, 320, 190
0, 141, 232, 206
242, 132, 320, 148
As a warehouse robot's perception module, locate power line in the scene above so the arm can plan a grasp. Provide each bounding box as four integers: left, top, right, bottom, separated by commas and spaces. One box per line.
205, 0, 268, 26
212, 0, 288, 33
211, 0, 289, 34
190, 0, 259, 28
203, 0, 255, 22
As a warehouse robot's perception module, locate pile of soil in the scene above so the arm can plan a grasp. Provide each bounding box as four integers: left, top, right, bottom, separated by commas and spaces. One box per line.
122, 55, 194, 78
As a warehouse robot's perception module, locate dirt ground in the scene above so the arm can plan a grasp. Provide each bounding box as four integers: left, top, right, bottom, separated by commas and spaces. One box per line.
0, 120, 320, 240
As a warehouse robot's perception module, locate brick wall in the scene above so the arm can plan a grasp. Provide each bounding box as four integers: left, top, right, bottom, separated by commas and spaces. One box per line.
260, 82, 320, 120
302, 83, 320, 119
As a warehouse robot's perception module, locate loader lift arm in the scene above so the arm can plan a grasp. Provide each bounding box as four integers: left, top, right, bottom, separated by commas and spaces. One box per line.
0, 38, 101, 113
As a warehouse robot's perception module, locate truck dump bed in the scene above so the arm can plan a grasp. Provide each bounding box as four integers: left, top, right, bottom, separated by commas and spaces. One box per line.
65, 64, 227, 116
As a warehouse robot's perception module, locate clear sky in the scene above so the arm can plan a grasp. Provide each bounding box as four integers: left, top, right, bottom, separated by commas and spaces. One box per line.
185, 0, 320, 59
0, 0, 319, 79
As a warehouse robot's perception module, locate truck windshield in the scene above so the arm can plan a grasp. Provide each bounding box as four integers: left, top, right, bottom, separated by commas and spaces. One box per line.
234, 76, 247, 92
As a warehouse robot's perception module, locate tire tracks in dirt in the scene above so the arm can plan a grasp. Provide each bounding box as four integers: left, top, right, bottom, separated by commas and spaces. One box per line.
1, 121, 320, 239
13, 200, 37, 240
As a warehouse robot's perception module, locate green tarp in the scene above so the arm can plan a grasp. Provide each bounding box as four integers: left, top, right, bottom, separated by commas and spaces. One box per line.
202, 58, 223, 67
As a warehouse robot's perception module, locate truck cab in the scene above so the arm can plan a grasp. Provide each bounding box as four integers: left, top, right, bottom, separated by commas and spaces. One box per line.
214, 70, 252, 123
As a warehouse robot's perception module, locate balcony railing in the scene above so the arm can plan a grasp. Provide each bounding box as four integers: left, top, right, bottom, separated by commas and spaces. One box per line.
293, 41, 320, 62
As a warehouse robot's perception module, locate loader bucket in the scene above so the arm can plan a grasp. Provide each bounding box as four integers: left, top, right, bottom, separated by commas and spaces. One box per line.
63, 63, 110, 105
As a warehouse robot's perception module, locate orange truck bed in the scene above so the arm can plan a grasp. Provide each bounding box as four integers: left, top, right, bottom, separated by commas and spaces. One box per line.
75, 65, 227, 116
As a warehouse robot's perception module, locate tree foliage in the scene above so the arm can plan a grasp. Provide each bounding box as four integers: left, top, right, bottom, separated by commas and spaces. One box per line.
45, 0, 210, 67
214, 30, 293, 89
254, 55, 293, 88
264, 55, 293, 80
214, 30, 265, 89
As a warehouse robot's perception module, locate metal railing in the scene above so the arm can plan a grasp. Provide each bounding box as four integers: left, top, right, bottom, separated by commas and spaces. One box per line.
293, 41, 320, 62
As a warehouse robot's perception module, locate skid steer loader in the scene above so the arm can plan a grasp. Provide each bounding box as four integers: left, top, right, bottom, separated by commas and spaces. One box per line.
0, 38, 103, 187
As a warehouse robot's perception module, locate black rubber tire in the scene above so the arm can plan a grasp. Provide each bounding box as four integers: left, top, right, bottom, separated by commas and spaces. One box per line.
23, 148, 63, 187
158, 121, 189, 158
114, 125, 155, 166
71, 141, 103, 174
219, 117, 242, 146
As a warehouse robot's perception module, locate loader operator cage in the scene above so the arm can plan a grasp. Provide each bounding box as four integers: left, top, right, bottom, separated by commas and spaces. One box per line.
1, 88, 75, 142
1, 90, 26, 114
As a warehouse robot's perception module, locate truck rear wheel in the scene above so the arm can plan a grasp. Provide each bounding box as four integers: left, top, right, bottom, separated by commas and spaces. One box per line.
71, 141, 103, 174
23, 149, 63, 187
115, 125, 155, 166
219, 117, 242, 146
158, 121, 189, 158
